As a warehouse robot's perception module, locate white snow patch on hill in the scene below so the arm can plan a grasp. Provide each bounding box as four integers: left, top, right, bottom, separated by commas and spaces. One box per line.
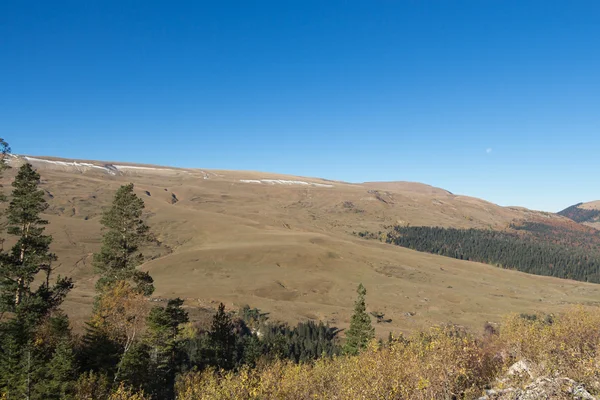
240, 179, 333, 188
113, 165, 173, 171
10, 155, 213, 178
21, 156, 116, 175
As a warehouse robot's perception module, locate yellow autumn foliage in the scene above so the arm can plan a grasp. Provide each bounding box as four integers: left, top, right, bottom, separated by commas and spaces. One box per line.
107, 383, 150, 400
176, 324, 499, 400
175, 306, 600, 399
90, 280, 149, 350
497, 306, 600, 390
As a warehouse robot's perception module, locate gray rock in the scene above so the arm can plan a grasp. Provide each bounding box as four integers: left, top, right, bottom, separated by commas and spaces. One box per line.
478, 360, 597, 400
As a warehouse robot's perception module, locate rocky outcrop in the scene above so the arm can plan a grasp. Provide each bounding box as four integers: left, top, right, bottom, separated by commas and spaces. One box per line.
479, 361, 597, 400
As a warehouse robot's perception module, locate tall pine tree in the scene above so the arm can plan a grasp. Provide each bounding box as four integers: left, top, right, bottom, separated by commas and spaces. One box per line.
343, 283, 374, 355
0, 162, 74, 399
209, 303, 237, 370
0, 163, 72, 322
93, 183, 154, 295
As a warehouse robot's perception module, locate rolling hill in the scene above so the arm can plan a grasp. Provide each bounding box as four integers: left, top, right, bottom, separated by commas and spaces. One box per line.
559, 201, 600, 229
4, 154, 600, 336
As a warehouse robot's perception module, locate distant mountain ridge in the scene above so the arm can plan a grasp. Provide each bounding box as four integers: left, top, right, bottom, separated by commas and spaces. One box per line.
558, 202, 600, 228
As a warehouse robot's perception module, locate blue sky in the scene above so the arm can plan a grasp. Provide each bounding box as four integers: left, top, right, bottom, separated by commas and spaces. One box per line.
1, 1, 599, 212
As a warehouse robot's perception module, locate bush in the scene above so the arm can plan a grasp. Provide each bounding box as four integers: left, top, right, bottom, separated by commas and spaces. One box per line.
498, 306, 600, 391
176, 325, 500, 400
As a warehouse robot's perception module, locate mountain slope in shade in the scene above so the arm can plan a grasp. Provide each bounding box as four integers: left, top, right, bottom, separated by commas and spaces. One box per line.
558, 201, 600, 229
4, 154, 599, 336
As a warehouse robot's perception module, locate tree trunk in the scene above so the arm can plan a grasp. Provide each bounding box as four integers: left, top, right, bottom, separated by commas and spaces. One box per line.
15, 222, 30, 306
14, 278, 22, 306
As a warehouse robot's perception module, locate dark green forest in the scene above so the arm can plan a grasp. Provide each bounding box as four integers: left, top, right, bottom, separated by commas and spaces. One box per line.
558, 203, 600, 223
385, 224, 600, 283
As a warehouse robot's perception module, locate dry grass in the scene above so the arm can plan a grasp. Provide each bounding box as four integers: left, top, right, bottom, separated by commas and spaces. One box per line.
4, 155, 600, 337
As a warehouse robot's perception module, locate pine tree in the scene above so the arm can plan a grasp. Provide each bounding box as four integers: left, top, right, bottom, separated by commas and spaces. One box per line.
343, 283, 374, 355
79, 321, 122, 377
145, 298, 188, 399
116, 342, 151, 393
0, 163, 74, 399
0, 321, 27, 397
0, 163, 53, 313
93, 183, 154, 295
209, 303, 236, 370
0, 163, 72, 321
33, 338, 77, 399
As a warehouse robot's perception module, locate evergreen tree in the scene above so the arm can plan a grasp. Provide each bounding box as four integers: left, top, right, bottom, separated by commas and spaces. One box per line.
0, 321, 27, 397
93, 183, 154, 295
0, 295, 75, 399
33, 338, 77, 399
145, 298, 188, 399
240, 334, 263, 367
0, 163, 70, 318
209, 303, 236, 370
79, 321, 122, 377
116, 342, 151, 393
343, 283, 374, 355
0, 163, 74, 399
0, 162, 72, 322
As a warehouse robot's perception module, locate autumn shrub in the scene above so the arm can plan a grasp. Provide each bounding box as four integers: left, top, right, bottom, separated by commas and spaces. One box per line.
176, 324, 500, 400
107, 383, 150, 400
497, 306, 600, 392
74, 371, 111, 399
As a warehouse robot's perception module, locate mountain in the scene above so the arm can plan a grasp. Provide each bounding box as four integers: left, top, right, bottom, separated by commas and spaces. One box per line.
559, 201, 600, 229
5, 154, 600, 335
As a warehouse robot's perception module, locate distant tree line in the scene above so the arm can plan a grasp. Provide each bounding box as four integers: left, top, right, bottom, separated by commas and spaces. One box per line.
385, 225, 600, 283
510, 221, 600, 252
558, 203, 600, 223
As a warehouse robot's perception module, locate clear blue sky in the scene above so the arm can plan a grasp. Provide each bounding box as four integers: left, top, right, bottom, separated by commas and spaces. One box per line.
2, 1, 599, 212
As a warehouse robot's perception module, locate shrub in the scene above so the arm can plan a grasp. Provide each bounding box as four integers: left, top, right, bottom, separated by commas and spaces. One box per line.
176, 325, 500, 399
498, 306, 600, 390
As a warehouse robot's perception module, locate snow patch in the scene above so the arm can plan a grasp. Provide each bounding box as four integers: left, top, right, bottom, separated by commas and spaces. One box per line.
113, 165, 173, 171
22, 157, 116, 175
240, 179, 333, 188
201, 172, 210, 180
11, 155, 207, 178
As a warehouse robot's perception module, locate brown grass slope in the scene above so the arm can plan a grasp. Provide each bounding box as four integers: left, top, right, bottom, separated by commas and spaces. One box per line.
5, 155, 600, 335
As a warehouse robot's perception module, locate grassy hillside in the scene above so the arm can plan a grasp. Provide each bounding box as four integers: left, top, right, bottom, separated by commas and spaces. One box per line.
5, 154, 600, 335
